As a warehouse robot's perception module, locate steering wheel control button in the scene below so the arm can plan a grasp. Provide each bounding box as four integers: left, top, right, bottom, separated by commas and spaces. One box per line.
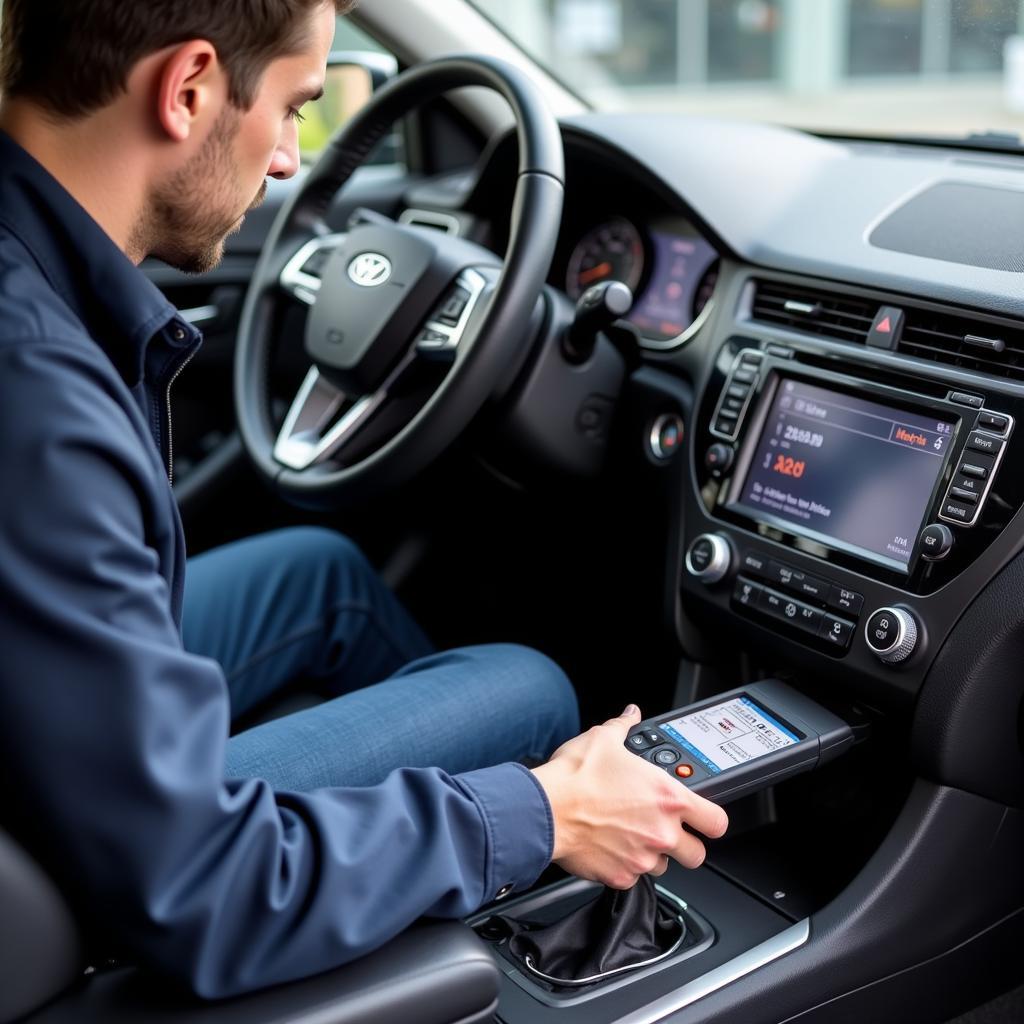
978, 410, 1010, 433
819, 614, 855, 649
675, 764, 694, 779
733, 577, 763, 608
967, 430, 1004, 456
417, 328, 449, 349
920, 524, 954, 561
866, 607, 919, 665
437, 286, 471, 326
653, 747, 680, 767
704, 442, 734, 477
685, 534, 732, 584
866, 306, 905, 350
649, 414, 685, 460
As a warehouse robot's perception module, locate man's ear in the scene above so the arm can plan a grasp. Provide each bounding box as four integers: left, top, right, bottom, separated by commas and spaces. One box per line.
154, 41, 225, 143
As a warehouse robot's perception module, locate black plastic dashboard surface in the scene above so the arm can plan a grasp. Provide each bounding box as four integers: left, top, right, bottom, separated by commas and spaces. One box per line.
558, 114, 1024, 319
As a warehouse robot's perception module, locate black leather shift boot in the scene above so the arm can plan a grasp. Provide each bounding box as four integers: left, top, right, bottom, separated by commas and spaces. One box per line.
504, 876, 684, 987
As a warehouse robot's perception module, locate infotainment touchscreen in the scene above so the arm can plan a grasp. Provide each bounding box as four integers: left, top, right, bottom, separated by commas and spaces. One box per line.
735, 378, 956, 570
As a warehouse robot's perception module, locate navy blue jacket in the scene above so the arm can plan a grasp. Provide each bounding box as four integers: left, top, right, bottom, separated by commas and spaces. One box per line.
0, 131, 553, 998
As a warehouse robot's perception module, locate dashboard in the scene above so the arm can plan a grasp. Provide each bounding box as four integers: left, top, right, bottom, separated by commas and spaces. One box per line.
431, 114, 1024, 720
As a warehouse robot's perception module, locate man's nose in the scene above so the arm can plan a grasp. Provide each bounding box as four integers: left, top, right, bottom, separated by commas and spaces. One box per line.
268, 128, 300, 180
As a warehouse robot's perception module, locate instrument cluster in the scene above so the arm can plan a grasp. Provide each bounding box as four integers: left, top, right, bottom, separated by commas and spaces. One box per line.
563, 215, 719, 346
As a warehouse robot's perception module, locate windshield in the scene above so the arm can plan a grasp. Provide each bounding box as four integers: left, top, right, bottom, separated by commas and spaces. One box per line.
471, 0, 1024, 142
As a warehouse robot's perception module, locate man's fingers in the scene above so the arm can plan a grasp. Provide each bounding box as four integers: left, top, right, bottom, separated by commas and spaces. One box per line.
604, 703, 642, 737
675, 791, 729, 840
648, 854, 670, 877
671, 831, 708, 870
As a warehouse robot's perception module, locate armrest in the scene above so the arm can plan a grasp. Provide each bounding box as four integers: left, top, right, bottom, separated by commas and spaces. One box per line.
22, 921, 500, 1024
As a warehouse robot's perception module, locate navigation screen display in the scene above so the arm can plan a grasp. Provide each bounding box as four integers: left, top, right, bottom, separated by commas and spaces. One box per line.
736, 379, 955, 570
662, 696, 802, 776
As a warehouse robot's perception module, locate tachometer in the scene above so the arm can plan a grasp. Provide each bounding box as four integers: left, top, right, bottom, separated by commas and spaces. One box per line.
566, 217, 645, 300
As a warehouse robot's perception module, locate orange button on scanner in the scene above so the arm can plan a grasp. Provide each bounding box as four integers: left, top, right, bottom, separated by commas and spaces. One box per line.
675, 764, 694, 779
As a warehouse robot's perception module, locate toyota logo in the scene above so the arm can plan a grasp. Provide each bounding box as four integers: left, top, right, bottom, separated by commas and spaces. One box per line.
347, 252, 392, 287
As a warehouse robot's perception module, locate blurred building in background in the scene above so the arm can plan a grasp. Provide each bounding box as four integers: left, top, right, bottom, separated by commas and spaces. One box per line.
475, 0, 1024, 137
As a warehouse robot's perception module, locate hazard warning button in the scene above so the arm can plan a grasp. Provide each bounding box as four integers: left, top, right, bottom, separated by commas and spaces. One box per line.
867, 306, 905, 351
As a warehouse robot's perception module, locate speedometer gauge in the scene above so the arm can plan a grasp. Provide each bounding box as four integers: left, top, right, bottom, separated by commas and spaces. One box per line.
566, 217, 645, 300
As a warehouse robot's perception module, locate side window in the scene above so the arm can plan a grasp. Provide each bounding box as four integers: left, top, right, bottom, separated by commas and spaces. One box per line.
298, 16, 402, 167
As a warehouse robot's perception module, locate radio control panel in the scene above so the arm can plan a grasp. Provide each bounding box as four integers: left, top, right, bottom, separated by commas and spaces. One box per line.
679, 334, 1024, 696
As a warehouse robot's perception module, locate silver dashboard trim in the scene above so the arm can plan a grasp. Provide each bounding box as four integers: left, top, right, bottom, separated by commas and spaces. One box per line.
279, 233, 349, 306
615, 917, 811, 1024
637, 294, 716, 352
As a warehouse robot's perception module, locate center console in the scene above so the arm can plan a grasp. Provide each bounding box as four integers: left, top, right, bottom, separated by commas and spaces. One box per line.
680, 335, 1024, 702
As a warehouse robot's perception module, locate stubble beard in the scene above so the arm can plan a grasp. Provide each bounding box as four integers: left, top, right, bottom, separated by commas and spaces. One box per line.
136, 107, 268, 275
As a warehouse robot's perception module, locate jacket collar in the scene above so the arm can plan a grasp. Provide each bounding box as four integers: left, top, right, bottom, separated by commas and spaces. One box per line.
0, 130, 199, 386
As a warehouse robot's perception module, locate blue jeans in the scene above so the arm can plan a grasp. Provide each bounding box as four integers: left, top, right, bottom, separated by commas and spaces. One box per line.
181, 527, 580, 791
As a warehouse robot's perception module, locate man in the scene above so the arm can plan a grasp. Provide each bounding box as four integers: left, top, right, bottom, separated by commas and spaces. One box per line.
0, 0, 728, 1001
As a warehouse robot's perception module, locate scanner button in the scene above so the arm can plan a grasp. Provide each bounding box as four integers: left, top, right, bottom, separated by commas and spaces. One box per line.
644, 730, 665, 746
675, 764, 694, 779
626, 732, 651, 751
654, 748, 680, 766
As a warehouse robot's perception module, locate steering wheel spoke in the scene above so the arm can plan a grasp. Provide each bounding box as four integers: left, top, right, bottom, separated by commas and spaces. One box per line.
279, 233, 349, 306
414, 268, 490, 359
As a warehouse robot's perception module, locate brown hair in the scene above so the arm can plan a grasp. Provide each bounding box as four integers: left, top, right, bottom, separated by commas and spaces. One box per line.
0, 0, 355, 119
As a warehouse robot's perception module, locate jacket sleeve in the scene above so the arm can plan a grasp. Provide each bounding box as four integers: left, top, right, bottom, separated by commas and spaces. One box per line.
0, 340, 554, 998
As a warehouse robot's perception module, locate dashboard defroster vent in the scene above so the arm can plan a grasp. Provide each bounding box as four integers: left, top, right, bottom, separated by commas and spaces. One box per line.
750, 281, 878, 345
898, 309, 1024, 383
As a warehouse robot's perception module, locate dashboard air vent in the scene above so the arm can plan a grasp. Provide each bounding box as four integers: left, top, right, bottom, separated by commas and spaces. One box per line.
898, 309, 1024, 383
750, 281, 878, 345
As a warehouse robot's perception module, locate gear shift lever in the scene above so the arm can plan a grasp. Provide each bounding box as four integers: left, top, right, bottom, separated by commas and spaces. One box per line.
502, 876, 684, 987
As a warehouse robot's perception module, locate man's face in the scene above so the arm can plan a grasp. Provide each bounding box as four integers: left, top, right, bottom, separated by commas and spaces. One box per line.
147, 3, 335, 274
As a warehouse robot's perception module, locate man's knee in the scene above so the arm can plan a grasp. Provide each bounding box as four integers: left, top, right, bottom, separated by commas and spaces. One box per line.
275, 527, 374, 586
475, 643, 580, 747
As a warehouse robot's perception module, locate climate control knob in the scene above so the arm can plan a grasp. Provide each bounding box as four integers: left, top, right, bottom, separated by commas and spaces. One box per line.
685, 533, 732, 584
865, 607, 919, 665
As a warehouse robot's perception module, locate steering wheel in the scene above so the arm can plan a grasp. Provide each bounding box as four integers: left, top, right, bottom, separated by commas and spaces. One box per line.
234, 55, 564, 507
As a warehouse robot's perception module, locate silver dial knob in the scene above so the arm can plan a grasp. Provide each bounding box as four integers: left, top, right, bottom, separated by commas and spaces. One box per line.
685, 533, 732, 584
864, 607, 919, 665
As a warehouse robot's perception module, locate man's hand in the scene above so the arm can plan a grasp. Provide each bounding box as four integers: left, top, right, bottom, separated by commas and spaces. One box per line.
531, 705, 729, 889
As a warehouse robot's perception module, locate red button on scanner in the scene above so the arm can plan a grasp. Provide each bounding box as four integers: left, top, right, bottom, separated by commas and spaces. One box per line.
675, 764, 694, 779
